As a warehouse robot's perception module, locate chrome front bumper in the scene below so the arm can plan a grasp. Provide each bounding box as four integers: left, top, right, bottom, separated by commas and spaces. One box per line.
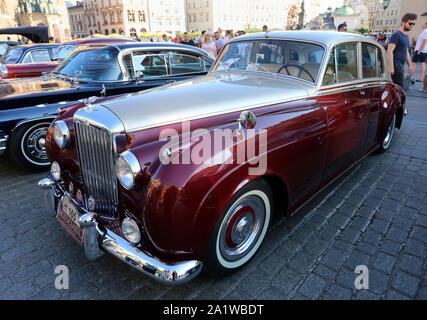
38, 177, 203, 285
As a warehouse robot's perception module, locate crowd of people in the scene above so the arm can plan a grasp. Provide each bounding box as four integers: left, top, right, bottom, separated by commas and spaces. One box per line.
143, 26, 269, 58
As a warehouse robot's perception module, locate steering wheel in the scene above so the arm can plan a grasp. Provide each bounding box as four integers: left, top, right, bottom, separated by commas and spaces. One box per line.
277, 64, 315, 82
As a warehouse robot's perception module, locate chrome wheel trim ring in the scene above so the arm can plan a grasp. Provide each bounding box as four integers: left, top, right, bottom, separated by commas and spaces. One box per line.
383, 114, 396, 150
216, 189, 271, 269
20, 123, 50, 166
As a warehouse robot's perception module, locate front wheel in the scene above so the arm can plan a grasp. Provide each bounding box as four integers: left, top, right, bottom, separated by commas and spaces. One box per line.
377, 113, 396, 153
204, 179, 273, 276
7, 121, 51, 171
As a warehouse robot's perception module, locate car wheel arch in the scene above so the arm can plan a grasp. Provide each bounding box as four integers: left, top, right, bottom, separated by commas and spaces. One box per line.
191, 170, 290, 258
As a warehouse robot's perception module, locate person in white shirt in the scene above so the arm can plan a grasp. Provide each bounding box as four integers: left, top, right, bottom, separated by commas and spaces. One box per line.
411, 22, 427, 83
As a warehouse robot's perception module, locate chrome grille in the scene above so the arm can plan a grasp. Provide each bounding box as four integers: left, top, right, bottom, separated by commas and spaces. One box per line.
74, 120, 118, 218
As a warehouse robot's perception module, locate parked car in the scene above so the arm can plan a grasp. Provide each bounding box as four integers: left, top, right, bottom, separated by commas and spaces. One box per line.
0, 42, 214, 170
39, 31, 405, 284
0, 43, 60, 79
52, 38, 137, 63
0, 38, 136, 79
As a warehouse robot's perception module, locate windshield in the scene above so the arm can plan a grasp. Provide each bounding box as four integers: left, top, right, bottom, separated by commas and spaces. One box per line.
55, 46, 123, 81
53, 44, 76, 61
0, 47, 23, 64
212, 40, 324, 83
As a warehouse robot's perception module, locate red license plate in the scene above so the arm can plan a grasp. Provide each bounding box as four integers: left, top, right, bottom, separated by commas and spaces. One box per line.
57, 195, 83, 245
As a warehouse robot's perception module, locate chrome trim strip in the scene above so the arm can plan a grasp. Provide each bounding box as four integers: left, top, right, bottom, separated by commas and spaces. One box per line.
0, 135, 8, 154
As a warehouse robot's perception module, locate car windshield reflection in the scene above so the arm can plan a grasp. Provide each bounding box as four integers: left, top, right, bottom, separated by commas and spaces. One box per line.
212, 40, 324, 83
55, 46, 123, 81
0, 47, 23, 64
53, 44, 76, 61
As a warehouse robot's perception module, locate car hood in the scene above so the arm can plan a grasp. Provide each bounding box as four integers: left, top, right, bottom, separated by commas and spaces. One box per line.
0, 76, 73, 99
101, 70, 316, 132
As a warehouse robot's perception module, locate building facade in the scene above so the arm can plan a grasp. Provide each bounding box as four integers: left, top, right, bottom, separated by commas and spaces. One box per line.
186, 0, 301, 32
68, 1, 89, 38
17, 0, 72, 42
148, 0, 186, 34
79, 0, 185, 38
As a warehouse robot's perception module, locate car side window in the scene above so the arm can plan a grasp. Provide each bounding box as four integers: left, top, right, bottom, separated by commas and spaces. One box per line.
170, 53, 207, 75
361, 43, 377, 78
336, 43, 357, 82
22, 49, 52, 63
131, 51, 168, 79
322, 49, 337, 86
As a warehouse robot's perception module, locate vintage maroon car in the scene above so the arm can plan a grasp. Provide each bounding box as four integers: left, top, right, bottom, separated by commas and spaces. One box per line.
39, 31, 406, 284
0, 38, 135, 79
0, 43, 60, 79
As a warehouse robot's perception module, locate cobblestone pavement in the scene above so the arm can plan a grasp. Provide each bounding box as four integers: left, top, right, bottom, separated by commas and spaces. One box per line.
0, 100, 426, 300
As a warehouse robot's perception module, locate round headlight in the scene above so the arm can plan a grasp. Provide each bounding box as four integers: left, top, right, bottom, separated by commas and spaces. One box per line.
121, 217, 141, 244
53, 120, 70, 149
51, 161, 61, 180
115, 150, 141, 190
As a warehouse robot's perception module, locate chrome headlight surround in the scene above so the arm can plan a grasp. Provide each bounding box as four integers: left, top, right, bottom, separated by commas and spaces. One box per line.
53, 120, 70, 149
115, 150, 141, 190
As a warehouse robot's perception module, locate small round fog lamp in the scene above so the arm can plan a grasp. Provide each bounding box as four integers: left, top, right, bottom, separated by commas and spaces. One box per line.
122, 217, 141, 244
51, 161, 61, 181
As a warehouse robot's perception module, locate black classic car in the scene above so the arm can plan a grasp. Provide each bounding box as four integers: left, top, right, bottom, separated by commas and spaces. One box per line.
0, 42, 214, 170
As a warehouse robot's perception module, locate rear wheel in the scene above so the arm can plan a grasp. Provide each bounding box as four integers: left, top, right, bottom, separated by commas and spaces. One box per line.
8, 121, 51, 171
204, 179, 273, 276
377, 113, 396, 153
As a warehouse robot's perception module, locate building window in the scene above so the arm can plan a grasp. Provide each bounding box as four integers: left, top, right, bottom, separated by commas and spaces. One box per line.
138, 10, 146, 22
127, 10, 135, 22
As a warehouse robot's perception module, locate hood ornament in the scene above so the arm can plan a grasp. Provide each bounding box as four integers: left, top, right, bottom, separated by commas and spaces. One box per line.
87, 195, 95, 211
100, 84, 106, 97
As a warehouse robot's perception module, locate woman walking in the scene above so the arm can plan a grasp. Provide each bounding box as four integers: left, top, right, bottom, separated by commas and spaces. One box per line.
202, 32, 218, 58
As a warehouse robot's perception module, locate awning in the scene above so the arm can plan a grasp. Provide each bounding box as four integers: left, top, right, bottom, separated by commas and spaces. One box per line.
0, 26, 49, 43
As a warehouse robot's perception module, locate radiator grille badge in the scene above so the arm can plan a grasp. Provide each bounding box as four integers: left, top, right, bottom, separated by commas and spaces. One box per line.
88, 195, 96, 211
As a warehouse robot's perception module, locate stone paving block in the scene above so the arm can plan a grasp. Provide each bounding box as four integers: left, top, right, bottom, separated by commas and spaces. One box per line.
392, 271, 420, 298
322, 284, 353, 300
296, 274, 327, 299
372, 252, 397, 275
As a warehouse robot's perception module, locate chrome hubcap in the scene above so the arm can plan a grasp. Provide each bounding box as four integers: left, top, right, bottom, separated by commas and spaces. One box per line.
26, 127, 48, 161
219, 195, 265, 262
383, 115, 395, 149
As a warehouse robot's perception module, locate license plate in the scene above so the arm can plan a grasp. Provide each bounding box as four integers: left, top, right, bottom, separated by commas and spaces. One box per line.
57, 195, 83, 245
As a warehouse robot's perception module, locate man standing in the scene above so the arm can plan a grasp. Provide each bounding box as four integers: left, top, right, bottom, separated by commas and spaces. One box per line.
387, 13, 417, 87
213, 31, 225, 53
181, 32, 196, 46
411, 22, 427, 83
